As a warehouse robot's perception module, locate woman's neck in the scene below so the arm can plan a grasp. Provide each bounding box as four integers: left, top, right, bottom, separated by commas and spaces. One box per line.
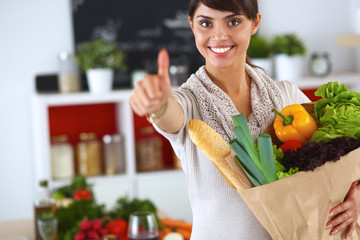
205, 62, 250, 95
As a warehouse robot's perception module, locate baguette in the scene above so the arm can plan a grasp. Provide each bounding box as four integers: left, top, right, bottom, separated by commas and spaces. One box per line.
188, 119, 250, 190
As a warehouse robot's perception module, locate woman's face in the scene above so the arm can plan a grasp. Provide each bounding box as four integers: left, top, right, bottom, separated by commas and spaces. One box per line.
189, 3, 260, 70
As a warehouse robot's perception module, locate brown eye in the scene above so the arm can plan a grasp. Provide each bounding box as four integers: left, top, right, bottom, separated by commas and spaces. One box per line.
200, 20, 212, 28
229, 19, 240, 26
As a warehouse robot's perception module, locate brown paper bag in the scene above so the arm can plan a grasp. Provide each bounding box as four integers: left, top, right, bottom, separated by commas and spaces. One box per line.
235, 147, 360, 239
188, 108, 360, 240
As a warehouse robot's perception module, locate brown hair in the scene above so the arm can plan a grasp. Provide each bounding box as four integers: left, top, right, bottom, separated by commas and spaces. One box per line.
188, 0, 259, 21
188, 0, 260, 69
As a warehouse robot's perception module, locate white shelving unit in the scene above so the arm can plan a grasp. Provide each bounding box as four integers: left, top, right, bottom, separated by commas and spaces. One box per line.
31, 89, 192, 221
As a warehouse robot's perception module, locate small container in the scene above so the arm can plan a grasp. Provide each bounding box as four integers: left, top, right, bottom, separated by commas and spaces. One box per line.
103, 134, 126, 175
58, 51, 81, 93
76, 132, 102, 177
50, 135, 74, 180
136, 127, 163, 172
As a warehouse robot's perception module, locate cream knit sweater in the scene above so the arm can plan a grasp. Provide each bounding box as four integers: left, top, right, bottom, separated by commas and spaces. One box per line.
154, 65, 310, 239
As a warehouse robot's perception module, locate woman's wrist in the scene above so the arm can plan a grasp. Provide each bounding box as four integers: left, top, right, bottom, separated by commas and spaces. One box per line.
147, 99, 169, 124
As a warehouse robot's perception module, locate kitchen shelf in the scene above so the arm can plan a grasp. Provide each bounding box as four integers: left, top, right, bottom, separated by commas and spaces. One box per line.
31, 89, 191, 220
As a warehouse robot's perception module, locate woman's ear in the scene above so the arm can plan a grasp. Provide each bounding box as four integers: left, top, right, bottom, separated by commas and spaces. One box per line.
252, 13, 261, 35
188, 16, 194, 31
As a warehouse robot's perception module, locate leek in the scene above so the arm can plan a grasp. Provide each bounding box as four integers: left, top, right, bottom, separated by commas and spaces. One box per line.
258, 134, 278, 183
230, 114, 278, 186
229, 140, 268, 185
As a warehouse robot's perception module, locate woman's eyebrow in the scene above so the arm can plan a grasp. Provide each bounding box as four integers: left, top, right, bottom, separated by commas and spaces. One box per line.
196, 15, 212, 19
196, 13, 242, 20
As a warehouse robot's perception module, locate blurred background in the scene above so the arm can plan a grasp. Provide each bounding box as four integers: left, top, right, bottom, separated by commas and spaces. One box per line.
0, 0, 359, 223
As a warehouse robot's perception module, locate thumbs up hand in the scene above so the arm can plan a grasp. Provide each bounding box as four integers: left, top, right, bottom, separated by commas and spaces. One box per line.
130, 49, 173, 117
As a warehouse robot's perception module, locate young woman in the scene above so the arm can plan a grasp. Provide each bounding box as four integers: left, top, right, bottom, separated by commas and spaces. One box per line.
129, 0, 360, 238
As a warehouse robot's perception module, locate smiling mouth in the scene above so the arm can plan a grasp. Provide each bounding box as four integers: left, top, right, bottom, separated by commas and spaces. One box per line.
209, 46, 234, 55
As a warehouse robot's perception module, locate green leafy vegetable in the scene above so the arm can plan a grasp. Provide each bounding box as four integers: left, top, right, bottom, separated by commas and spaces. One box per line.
57, 199, 105, 240
53, 175, 93, 199
311, 81, 360, 143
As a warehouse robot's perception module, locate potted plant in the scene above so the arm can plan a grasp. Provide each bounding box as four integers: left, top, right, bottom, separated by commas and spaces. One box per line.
270, 33, 307, 81
75, 38, 127, 94
247, 34, 273, 77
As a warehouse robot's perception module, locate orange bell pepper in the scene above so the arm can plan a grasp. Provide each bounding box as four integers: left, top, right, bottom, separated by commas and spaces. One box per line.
272, 104, 318, 144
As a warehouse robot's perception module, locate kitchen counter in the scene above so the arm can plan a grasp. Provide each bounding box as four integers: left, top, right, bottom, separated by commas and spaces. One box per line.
0, 219, 34, 240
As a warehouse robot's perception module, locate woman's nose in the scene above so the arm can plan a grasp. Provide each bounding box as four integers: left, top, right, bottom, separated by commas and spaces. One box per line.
211, 25, 229, 40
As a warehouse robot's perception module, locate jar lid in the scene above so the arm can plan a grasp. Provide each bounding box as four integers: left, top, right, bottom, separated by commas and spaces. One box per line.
79, 132, 97, 140
51, 135, 69, 142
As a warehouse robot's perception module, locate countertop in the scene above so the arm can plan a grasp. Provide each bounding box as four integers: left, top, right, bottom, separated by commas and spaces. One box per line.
0, 219, 34, 240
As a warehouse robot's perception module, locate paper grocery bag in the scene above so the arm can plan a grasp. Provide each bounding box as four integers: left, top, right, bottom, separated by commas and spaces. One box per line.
237, 147, 360, 240
188, 116, 360, 240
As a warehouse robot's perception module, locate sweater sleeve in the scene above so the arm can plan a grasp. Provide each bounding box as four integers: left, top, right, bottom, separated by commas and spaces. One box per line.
275, 80, 311, 106
152, 89, 200, 173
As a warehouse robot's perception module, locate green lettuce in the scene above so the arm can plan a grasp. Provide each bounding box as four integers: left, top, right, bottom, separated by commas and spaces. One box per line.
273, 143, 299, 179
311, 81, 360, 142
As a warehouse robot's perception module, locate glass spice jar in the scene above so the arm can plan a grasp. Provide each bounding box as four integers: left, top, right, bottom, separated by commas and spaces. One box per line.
50, 135, 75, 180
76, 132, 102, 177
103, 134, 126, 175
136, 127, 163, 172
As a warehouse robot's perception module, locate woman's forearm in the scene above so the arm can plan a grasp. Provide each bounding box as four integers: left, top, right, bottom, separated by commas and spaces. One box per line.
150, 96, 184, 134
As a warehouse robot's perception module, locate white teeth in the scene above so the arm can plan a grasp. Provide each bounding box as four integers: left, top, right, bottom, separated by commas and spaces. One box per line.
210, 47, 231, 53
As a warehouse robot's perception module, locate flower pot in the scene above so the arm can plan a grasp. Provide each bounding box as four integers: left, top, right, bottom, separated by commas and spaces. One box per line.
86, 68, 114, 94
274, 54, 304, 81
251, 58, 273, 78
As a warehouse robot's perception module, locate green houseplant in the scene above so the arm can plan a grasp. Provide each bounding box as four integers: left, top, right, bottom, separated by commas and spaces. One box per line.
75, 38, 127, 94
270, 33, 306, 56
247, 34, 273, 77
248, 34, 271, 59
270, 33, 307, 81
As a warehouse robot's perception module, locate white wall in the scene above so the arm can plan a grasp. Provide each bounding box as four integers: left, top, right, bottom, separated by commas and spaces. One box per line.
0, 0, 73, 221
258, 0, 355, 73
0, 0, 357, 221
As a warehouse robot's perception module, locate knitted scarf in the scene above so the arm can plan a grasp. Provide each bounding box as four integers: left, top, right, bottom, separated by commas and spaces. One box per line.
180, 64, 285, 142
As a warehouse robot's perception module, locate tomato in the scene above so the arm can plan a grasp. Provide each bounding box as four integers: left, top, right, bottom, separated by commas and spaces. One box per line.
73, 188, 93, 200
106, 219, 128, 239
279, 140, 304, 153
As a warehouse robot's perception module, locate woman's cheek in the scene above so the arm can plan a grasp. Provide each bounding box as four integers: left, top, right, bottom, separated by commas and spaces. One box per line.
194, 33, 208, 56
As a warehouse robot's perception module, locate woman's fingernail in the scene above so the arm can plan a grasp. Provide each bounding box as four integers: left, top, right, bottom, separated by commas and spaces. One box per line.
326, 225, 332, 230
329, 211, 334, 217
331, 229, 339, 235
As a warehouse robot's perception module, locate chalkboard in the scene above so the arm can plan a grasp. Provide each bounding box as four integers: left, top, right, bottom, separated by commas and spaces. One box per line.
72, 0, 204, 88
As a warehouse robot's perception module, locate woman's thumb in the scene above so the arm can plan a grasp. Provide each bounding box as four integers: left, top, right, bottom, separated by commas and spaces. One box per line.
157, 48, 170, 80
